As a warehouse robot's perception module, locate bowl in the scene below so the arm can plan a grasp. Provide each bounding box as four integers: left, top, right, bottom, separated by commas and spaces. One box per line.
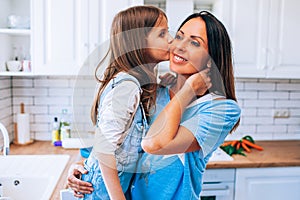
6, 61, 21, 72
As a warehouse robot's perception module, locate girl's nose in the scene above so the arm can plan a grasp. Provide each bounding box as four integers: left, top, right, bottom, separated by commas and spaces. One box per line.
167, 33, 174, 44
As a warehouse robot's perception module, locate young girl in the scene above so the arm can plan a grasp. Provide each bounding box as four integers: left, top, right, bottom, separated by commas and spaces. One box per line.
80, 5, 173, 200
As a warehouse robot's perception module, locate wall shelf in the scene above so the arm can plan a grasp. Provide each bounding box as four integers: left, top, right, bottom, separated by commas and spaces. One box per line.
0, 28, 31, 36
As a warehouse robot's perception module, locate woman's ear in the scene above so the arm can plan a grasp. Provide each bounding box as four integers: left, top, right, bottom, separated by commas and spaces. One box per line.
206, 59, 212, 69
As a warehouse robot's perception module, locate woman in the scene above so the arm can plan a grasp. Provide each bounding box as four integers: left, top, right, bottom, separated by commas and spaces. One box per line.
68, 11, 240, 200
131, 11, 240, 199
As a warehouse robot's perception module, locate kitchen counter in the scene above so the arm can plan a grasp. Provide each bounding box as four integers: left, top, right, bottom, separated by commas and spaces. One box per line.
9, 140, 300, 199
207, 140, 300, 169
9, 141, 83, 200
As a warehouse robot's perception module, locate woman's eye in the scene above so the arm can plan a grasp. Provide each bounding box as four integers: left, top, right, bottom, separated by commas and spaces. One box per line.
191, 40, 200, 47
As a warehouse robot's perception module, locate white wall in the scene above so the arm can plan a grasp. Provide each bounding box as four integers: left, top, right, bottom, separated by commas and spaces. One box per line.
11, 76, 94, 140
0, 77, 13, 148
6, 76, 300, 141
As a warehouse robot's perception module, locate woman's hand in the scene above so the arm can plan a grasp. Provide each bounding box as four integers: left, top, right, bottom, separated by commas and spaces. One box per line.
67, 163, 94, 198
185, 68, 211, 96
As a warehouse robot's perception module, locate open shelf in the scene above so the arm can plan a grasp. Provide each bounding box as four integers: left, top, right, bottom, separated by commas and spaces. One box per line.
0, 28, 31, 36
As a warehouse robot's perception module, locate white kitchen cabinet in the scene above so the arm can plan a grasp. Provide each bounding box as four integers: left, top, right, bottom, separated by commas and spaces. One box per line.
32, 0, 83, 75
235, 167, 300, 200
80, 0, 144, 57
266, 0, 300, 78
33, 0, 143, 76
0, 0, 33, 76
223, 0, 300, 79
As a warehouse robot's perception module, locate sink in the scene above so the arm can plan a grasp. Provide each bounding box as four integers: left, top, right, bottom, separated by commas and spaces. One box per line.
0, 155, 69, 200
209, 147, 233, 162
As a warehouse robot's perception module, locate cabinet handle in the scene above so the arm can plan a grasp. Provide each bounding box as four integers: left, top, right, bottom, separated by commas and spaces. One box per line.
268, 49, 275, 70
84, 43, 89, 48
258, 48, 268, 70
201, 184, 231, 196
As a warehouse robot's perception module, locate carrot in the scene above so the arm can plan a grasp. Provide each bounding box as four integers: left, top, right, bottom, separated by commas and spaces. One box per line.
236, 142, 241, 150
231, 140, 238, 147
221, 141, 234, 147
242, 139, 264, 151
241, 142, 251, 153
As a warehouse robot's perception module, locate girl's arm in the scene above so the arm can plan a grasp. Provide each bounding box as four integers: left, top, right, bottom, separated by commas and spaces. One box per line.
93, 80, 140, 199
142, 70, 211, 154
95, 153, 126, 200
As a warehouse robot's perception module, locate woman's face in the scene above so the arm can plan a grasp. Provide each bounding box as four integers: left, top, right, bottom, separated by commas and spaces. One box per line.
146, 16, 173, 63
170, 17, 209, 75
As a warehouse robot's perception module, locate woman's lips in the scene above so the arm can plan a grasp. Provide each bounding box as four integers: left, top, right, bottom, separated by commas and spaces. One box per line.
172, 53, 187, 64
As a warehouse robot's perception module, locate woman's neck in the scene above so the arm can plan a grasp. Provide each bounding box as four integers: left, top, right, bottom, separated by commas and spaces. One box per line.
169, 74, 210, 100
169, 74, 189, 99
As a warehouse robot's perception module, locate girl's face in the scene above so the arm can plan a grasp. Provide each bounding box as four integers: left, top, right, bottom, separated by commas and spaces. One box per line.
145, 16, 173, 63
170, 17, 209, 75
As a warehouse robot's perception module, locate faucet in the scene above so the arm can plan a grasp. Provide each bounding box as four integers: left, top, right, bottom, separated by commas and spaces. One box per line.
0, 122, 9, 156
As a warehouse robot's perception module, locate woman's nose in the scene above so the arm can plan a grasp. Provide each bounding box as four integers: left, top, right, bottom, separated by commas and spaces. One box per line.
174, 39, 187, 52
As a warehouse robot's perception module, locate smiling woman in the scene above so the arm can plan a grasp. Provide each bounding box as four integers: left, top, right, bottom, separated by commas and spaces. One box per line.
170, 17, 210, 75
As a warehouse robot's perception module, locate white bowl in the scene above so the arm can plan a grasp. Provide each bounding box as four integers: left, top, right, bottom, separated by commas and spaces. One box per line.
6, 60, 21, 72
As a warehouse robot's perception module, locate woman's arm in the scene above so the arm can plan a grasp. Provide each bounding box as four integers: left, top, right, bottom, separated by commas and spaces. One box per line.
67, 162, 93, 198
142, 70, 211, 154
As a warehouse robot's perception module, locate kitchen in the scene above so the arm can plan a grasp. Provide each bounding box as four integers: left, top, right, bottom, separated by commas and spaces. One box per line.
0, 0, 300, 199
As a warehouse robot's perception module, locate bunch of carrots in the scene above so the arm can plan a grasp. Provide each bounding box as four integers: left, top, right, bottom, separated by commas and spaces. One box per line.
220, 135, 263, 156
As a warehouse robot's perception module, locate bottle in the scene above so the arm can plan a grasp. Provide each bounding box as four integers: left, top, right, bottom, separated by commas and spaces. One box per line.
0, 183, 3, 197
60, 109, 71, 140
51, 117, 60, 145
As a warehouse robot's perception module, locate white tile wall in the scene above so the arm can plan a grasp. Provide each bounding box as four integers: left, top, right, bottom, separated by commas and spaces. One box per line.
1, 76, 300, 142
227, 78, 300, 141
12, 76, 95, 141
0, 77, 13, 148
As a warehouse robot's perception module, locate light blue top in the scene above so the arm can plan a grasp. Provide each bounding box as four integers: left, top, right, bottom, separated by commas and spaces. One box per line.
131, 87, 241, 200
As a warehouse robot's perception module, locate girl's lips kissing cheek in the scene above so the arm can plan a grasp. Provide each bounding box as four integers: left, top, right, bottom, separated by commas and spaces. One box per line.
172, 54, 187, 64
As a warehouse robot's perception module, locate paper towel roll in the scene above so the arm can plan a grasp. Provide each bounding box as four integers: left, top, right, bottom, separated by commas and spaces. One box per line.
17, 113, 31, 144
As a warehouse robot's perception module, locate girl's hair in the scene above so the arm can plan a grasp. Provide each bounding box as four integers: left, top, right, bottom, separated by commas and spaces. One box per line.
91, 6, 166, 125
177, 11, 240, 131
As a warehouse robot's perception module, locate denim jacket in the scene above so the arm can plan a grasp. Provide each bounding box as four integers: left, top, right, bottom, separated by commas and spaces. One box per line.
81, 73, 148, 200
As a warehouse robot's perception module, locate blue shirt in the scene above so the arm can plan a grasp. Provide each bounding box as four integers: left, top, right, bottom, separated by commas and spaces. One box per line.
131, 87, 241, 200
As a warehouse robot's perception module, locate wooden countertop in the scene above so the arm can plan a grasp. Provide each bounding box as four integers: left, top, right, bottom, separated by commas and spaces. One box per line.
207, 140, 300, 169
9, 140, 300, 199
9, 141, 83, 200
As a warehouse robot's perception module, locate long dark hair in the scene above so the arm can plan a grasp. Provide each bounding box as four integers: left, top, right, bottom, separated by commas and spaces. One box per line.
91, 6, 166, 125
177, 11, 240, 131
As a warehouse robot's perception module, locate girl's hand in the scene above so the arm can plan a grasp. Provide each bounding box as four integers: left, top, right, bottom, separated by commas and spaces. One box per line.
185, 68, 212, 96
159, 73, 176, 86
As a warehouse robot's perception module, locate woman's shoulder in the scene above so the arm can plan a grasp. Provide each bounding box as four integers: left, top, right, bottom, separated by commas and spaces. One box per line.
187, 94, 241, 116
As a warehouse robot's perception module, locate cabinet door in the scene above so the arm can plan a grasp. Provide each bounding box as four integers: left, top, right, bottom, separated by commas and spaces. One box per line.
224, 0, 268, 78
77, 0, 144, 76
266, 0, 300, 78
32, 0, 83, 75
235, 167, 300, 200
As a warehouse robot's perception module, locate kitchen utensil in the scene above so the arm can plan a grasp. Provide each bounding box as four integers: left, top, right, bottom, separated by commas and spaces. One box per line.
6, 60, 21, 72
